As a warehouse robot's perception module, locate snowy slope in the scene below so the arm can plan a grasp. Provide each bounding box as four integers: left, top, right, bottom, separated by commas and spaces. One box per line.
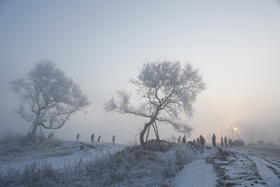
0, 141, 126, 173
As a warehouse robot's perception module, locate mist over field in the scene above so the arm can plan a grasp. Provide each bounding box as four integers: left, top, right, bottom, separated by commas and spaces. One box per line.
0, 1, 280, 186
1, 0, 279, 145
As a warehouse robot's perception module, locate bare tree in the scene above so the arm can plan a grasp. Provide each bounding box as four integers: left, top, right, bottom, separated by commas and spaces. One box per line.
105, 60, 205, 146
11, 60, 90, 138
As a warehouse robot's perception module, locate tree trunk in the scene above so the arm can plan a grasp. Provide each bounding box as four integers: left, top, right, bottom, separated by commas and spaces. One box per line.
26, 122, 38, 138
140, 122, 152, 146
139, 108, 160, 146
152, 122, 162, 151
145, 125, 151, 143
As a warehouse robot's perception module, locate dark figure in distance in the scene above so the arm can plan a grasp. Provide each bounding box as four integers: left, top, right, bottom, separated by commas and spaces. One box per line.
200, 135, 206, 152
97, 135, 101, 143
193, 139, 196, 145
212, 133, 216, 147
228, 138, 233, 146
221, 136, 224, 147
112, 135, 116, 144
224, 136, 228, 147
76, 133, 81, 141
196, 138, 200, 146
177, 136, 181, 143
182, 135, 186, 144
90, 133, 95, 143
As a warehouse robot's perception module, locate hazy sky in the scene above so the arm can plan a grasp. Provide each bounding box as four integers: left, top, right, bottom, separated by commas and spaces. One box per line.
1, 0, 280, 144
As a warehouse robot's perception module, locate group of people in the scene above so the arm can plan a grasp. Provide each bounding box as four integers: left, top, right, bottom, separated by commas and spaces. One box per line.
76, 133, 116, 144
179, 133, 234, 152
211, 133, 233, 147
177, 135, 187, 144
177, 134, 206, 152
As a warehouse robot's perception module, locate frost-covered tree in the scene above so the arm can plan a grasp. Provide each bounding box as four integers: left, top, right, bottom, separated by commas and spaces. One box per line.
105, 60, 205, 146
11, 61, 90, 138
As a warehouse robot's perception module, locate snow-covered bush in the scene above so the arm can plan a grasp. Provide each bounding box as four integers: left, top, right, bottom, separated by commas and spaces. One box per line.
85, 144, 194, 186
0, 163, 60, 187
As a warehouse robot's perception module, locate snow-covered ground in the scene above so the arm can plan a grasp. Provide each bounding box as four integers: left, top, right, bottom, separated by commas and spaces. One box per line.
231, 145, 280, 187
208, 145, 280, 187
0, 140, 126, 173
173, 147, 217, 187
174, 159, 217, 187
1, 139, 279, 187
174, 144, 280, 187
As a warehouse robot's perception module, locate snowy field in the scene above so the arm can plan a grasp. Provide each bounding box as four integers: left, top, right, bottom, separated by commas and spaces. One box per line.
0, 139, 280, 186
0, 140, 126, 172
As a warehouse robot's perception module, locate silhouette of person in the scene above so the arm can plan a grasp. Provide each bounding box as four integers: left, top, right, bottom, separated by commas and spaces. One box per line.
112, 135, 116, 144
90, 133, 95, 143
200, 135, 206, 151
200, 135, 205, 147
224, 136, 228, 147
76, 133, 81, 141
212, 133, 216, 147
221, 136, 224, 147
177, 136, 182, 143
182, 135, 186, 144
196, 138, 200, 145
97, 135, 101, 143
228, 138, 233, 146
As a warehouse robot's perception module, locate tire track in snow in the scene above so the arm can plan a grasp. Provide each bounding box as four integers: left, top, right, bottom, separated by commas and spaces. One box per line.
266, 165, 280, 178
242, 149, 280, 179
263, 158, 280, 170
235, 150, 280, 187
208, 148, 267, 186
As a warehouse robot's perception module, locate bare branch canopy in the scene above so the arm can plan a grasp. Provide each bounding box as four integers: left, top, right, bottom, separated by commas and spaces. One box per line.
105, 60, 205, 146
11, 60, 90, 138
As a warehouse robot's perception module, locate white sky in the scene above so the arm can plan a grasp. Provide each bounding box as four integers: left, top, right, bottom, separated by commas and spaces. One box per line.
0, 0, 280, 144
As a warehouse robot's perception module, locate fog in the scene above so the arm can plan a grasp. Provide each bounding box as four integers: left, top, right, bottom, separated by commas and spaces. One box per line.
1, 0, 280, 144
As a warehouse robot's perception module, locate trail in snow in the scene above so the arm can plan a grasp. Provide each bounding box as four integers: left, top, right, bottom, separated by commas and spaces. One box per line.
233, 147, 280, 187
174, 159, 217, 187
248, 155, 280, 187
174, 148, 217, 187
208, 148, 267, 187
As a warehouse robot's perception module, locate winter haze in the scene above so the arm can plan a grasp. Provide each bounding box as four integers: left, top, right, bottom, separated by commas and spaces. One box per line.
1, 0, 280, 144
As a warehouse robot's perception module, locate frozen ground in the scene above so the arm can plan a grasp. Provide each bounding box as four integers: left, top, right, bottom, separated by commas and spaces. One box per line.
231, 145, 280, 187
208, 145, 280, 187
0, 139, 279, 186
0, 140, 126, 172
174, 158, 217, 187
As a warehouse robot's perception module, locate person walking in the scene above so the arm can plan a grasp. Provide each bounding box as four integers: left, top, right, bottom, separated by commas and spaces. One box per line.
212, 133, 216, 147
90, 133, 95, 143
182, 135, 186, 144
76, 133, 81, 141
228, 138, 233, 146
177, 136, 182, 143
224, 136, 228, 147
112, 135, 116, 144
200, 135, 206, 152
221, 136, 224, 147
97, 135, 101, 143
